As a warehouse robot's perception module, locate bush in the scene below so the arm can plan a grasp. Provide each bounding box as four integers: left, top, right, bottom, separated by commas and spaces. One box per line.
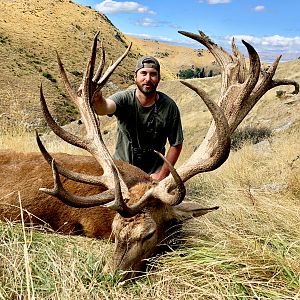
178, 67, 218, 79
0, 35, 9, 44
231, 126, 272, 150
276, 90, 286, 98
42, 71, 56, 83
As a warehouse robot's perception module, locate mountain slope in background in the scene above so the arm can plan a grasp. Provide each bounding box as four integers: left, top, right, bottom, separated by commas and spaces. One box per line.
0, 0, 216, 130
0, 0, 136, 129
126, 35, 218, 79
0, 0, 299, 142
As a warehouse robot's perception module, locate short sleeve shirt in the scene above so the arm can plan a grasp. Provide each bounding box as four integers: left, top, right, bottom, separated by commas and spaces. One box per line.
109, 88, 183, 174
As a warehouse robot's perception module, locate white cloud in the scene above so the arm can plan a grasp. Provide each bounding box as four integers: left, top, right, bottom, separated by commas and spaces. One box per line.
135, 18, 161, 27
125, 32, 175, 43
254, 5, 265, 12
225, 34, 300, 61
228, 35, 300, 49
95, 0, 155, 14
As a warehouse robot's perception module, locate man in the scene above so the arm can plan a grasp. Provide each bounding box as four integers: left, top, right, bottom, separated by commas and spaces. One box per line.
93, 56, 183, 181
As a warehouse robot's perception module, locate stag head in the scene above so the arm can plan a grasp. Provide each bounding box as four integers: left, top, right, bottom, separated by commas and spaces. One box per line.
37, 31, 298, 280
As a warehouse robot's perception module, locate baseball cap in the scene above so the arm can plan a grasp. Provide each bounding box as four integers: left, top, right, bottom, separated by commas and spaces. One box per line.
135, 56, 160, 73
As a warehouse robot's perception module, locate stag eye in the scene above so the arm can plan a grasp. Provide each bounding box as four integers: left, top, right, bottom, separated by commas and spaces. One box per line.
142, 230, 156, 242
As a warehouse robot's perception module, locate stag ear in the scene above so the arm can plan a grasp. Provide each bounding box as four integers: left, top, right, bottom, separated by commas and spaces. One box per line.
171, 202, 219, 221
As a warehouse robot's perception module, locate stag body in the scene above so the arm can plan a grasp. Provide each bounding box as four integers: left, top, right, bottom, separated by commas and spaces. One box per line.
0, 151, 148, 237
0, 150, 205, 278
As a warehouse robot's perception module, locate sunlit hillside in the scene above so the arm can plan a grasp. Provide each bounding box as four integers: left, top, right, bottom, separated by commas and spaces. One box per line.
0, 0, 137, 129
126, 35, 218, 79
0, 0, 214, 132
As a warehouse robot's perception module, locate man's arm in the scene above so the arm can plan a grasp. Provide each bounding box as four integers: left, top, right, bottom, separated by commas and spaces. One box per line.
92, 90, 117, 115
150, 144, 183, 181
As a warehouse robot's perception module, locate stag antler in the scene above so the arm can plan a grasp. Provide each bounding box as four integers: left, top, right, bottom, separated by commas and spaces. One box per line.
39, 30, 299, 218
148, 30, 299, 200
38, 32, 186, 217
38, 32, 131, 201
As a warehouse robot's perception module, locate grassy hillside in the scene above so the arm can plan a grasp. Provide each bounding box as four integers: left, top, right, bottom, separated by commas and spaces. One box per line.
0, 0, 137, 130
126, 35, 218, 79
0, 0, 215, 132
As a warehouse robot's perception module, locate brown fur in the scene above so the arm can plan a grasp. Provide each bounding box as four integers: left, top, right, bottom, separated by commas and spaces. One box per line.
0, 150, 150, 238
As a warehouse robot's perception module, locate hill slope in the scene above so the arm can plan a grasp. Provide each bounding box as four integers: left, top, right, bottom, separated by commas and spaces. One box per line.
126, 35, 218, 78
1, 0, 299, 140
0, 0, 215, 131
0, 0, 137, 129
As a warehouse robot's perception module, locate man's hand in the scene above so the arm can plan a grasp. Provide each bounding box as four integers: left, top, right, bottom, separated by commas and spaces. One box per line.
90, 89, 116, 115
150, 144, 182, 182
92, 89, 105, 114
150, 172, 166, 182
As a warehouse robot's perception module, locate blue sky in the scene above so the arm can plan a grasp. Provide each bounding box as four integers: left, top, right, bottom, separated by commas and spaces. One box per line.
75, 0, 300, 62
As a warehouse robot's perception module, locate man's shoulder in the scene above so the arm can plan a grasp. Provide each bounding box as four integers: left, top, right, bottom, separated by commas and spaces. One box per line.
109, 88, 135, 102
157, 91, 179, 108
109, 88, 136, 117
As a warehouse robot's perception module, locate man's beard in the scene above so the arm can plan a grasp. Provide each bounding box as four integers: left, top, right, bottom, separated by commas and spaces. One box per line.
136, 81, 158, 95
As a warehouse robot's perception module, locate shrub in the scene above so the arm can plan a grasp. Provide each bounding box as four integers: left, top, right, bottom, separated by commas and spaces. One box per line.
0, 35, 9, 44
70, 70, 82, 77
42, 71, 56, 83
276, 90, 286, 98
178, 67, 218, 79
231, 126, 272, 150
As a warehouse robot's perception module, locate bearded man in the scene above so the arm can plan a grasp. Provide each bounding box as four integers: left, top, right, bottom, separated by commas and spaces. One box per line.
92, 56, 183, 181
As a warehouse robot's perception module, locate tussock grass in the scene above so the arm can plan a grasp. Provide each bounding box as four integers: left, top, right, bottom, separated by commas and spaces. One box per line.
1, 81, 300, 298
0, 127, 86, 155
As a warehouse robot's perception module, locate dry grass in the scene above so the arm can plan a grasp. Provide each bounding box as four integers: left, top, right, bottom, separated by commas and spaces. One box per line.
1, 112, 300, 299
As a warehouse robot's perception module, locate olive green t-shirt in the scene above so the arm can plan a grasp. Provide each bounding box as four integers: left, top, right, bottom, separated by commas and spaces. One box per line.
109, 88, 183, 174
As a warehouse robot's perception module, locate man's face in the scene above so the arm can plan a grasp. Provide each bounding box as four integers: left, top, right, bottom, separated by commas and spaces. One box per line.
135, 68, 160, 95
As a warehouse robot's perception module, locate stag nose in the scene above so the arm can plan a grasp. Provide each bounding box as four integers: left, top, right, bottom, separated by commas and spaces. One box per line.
102, 261, 112, 274
103, 260, 138, 282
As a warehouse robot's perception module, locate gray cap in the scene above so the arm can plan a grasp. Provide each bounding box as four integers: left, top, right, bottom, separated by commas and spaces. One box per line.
135, 56, 160, 73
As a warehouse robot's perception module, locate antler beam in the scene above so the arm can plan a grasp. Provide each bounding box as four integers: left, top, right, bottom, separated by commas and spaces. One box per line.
38, 32, 132, 203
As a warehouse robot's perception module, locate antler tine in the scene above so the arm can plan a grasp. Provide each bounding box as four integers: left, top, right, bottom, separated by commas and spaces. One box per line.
240, 40, 261, 89
40, 160, 115, 208
272, 79, 299, 94
56, 51, 78, 102
96, 42, 132, 89
36, 131, 107, 186
173, 80, 231, 184
178, 31, 233, 70
104, 163, 137, 218
81, 31, 99, 103
141, 151, 186, 206
39, 84, 88, 150
231, 37, 247, 83
92, 40, 106, 83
